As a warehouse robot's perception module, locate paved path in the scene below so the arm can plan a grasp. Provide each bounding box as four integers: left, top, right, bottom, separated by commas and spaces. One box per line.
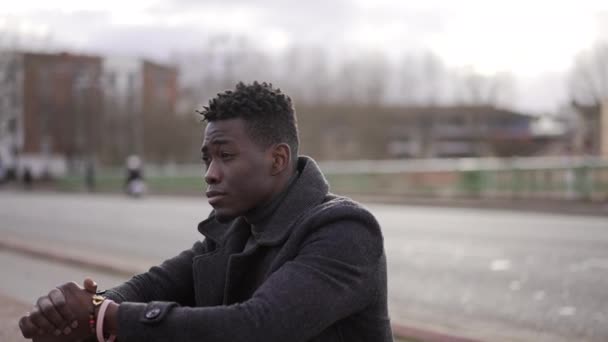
0, 250, 129, 342
0, 293, 29, 342
1, 191, 607, 341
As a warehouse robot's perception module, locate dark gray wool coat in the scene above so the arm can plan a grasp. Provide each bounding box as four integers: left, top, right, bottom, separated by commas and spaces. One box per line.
104, 156, 393, 342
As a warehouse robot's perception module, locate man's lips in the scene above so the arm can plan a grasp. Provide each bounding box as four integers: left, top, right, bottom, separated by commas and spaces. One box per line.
206, 190, 227, 205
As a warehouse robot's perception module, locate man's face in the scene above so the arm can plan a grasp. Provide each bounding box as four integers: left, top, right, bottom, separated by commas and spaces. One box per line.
202, 118, 275, 221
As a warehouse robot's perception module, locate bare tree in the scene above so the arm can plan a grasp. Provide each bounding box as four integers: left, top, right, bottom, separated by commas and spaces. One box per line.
359, 52, 389, 105
171, 33, 526, 110
171, 35, 278, 109
420, 52, 445, 105
393, 52, 450, 106
569, 42, 608, 106
0, 17, 57, 53
395, 55, 419, 105
454, 67, 514, 106
333, 52, 389, 106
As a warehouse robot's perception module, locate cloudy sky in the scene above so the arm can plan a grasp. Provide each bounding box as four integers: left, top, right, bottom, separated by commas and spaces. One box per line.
1, 0, 607, 113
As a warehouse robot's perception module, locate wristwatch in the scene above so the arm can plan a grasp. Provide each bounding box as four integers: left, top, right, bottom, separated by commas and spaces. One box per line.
89, 294, 106, 335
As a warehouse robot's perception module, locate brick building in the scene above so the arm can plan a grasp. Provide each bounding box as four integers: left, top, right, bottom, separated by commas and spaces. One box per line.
0, 52, 102, 178
0, 52, 178, 178
0, 51, 23, 178
101, 58, 178, 164
297, 105, 543, 160
572, 101, 608, 157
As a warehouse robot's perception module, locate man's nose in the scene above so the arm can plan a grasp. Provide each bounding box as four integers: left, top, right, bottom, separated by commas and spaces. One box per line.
204, 161, 221, 184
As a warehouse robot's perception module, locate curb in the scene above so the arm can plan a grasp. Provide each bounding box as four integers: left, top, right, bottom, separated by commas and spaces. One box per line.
0, 237, 147, 277
1, 237, 483, 342
392, 325, 481, 342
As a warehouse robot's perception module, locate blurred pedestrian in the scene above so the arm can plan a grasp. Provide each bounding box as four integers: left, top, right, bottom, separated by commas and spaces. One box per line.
22, 166, 33, 190
85, 158, 96, 192
124, 154, 145, 197
0, 156, 5, 185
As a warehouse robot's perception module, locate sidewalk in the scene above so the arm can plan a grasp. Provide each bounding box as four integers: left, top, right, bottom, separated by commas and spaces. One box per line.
0, 293, 28, 342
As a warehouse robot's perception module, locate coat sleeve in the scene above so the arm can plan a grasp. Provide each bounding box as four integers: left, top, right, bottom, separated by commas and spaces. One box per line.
114, 215, 385, 342
103, 239, 212, 306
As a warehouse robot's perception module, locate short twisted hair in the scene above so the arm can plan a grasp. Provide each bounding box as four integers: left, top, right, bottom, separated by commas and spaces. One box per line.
198, 82, 299, 162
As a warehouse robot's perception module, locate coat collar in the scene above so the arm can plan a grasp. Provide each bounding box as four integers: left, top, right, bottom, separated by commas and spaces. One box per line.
197, 156, 328, 247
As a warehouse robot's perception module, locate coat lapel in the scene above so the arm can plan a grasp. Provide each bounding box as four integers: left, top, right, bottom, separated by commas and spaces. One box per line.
194, 216, 251, 306
223, 244, 260, 304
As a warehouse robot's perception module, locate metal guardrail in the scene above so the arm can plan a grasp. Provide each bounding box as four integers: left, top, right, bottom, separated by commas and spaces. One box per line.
319, 156, 608, 174
319, 157, 608, 202
58, 157, 608, 202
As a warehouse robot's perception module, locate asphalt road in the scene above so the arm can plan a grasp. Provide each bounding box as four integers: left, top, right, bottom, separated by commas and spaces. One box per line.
1, 191, 607, 342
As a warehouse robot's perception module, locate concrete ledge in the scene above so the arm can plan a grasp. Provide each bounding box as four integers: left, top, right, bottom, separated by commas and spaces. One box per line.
393, 324, 481, 342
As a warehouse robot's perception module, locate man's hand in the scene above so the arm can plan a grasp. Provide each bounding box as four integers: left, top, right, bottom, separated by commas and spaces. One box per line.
19, 278, 98, 340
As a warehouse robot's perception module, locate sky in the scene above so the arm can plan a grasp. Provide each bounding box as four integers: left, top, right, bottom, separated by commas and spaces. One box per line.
1, 0, 608, 113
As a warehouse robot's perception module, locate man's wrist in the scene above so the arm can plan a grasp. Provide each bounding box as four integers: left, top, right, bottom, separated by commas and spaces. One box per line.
103, 302, 120, 336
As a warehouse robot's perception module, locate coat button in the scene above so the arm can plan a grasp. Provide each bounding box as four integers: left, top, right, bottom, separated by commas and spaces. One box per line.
145, 308, 161, 319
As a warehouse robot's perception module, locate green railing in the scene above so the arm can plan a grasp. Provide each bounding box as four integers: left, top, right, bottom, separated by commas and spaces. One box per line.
321, 157, 608, 201
57, 157, 608, 201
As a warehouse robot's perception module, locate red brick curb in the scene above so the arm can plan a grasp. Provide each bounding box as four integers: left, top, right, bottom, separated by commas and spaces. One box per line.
392, 324, 482, 342
0, 236, 148, 277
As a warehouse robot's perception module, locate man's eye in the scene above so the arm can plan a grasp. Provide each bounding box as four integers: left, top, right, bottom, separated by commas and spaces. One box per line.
220, 152, 233, 159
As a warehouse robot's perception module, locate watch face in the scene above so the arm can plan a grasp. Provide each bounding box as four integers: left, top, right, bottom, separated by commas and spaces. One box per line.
92, 294, 106, 305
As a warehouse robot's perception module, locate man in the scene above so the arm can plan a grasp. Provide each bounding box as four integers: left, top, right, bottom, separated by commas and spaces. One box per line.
19, 82, 393, 341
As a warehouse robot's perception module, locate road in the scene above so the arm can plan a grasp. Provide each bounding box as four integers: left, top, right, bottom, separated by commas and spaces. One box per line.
1, 191, 607, 341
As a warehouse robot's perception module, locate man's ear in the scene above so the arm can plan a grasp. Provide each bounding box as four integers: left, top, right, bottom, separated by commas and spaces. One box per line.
270, 143, 291, 176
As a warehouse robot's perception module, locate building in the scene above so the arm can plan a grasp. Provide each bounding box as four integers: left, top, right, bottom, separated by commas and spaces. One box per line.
102, 57, 178, 164
603, 101, 608, 157
0, 51, 23, 179
0, 51, 102, 178
0, 51, 178, 179
298, 105, 545, 160
572, 101, 608, 157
